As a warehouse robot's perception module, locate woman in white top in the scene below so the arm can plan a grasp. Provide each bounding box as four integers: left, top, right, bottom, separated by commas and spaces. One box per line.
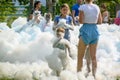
77, 0, 102, 78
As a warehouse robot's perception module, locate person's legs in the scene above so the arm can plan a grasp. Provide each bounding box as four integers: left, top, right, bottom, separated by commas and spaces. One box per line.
89, 43, 97, 78
85, 47, 91, 73
77, 37, 87, 72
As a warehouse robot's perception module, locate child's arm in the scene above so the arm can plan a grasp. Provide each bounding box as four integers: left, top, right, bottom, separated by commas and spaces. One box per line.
64, 17, 74, 30
66, 45, 71, 57
64, 24, 74, 30
65, 40, 71, 57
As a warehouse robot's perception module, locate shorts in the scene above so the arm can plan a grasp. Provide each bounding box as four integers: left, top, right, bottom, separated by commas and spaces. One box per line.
79, 23, 99, 45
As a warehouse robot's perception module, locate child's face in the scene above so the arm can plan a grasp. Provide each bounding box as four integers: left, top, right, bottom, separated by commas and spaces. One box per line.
36, 3, 41, 9
60, 7, 69, 16
56, 31, 65, 38
45, 14, 51, 22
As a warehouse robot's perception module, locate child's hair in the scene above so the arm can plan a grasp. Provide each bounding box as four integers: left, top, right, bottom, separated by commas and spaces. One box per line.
85, 0, 93, 3
60, 3, 71, 15
56, 27, 65, 33
101, 3, 107, 10
34, 1, 41, 9
44, 13, 52, 19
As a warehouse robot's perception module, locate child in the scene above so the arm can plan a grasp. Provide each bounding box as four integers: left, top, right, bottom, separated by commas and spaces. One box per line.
28, 1, 41, 23
43, 12, 54, 32
44, 12, 52, 24
53, 3, 74, 41
101, 3, 110, 23
27, 1, 44, 27
53, 27, 72, 71
53, 27, 71, 56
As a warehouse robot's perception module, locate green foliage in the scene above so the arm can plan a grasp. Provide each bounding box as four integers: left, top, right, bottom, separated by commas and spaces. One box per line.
96, 0, 120, 18
0, 0, 16, 23
55, 0, 76, 15
1, 0, 120, 25
18, 0, 29, 5
0, 0, 29, 27
7, 16, 17, 28
41, 6, 47, 16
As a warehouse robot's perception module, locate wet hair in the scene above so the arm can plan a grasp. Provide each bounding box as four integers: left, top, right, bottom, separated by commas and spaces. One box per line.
56, 27, 65, 33
34, 1, 41, 9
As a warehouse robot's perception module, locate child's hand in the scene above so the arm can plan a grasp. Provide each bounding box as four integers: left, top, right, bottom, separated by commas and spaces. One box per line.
34, 15, 40, 23
36, 19, 40, 23
64, 24, 74, 30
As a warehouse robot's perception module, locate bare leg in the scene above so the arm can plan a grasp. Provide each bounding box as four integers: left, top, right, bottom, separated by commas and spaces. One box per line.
84, 47, 91, 77
77, 38, 87, 72
89, 43, 97, 78
85, 47, 91, 73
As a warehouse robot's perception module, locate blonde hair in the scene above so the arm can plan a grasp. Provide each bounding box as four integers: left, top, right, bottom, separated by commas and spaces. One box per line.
85, 0, 93, 3
56, 27, 65, 33
60, 3, 71, 15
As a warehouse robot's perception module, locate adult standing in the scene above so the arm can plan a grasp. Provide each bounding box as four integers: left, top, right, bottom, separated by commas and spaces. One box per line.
77, 0, 102, 78
72, 0, 83, 25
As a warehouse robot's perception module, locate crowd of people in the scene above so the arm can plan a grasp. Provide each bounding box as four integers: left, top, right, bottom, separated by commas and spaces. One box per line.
22, 0, 120, 79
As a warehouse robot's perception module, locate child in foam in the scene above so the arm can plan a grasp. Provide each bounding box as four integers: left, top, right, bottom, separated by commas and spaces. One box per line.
43, 12, 54, 32
51, 27, 72, 75
53, 27, 71, 54
46, 27, 72, 76
53, 3, 74, 41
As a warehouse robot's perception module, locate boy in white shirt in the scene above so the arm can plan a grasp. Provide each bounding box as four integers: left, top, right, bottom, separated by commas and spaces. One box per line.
53, 27, 72, 70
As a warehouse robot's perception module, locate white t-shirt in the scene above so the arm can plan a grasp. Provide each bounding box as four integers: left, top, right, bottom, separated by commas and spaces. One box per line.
79, 4, 100, 23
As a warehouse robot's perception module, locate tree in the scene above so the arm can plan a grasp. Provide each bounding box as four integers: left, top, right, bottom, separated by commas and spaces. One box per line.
96, 0, 120, 18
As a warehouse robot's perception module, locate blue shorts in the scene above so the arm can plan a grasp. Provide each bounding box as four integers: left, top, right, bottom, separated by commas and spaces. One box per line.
79, 23, 99, 45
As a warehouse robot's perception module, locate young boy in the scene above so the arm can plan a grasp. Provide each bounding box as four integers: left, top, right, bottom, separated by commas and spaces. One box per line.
53, 27, 71, 56
53, 27, 72, 71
